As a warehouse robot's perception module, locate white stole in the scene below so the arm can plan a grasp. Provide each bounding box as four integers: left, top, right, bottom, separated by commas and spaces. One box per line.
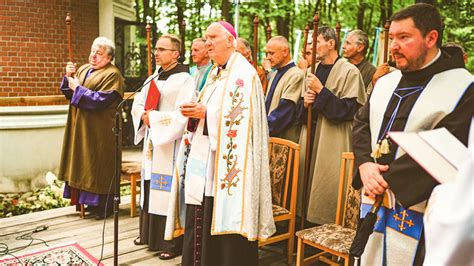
361, 68, 472, 265
131, 72, 196, 215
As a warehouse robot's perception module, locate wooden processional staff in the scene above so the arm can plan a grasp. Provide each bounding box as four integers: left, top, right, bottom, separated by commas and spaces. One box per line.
383, 20, 390, 63
266, 23, 272, 42
146, 22, 152, 76
253, 15, 259, 69
301, 13, 320, 228
335, 21, 341, 53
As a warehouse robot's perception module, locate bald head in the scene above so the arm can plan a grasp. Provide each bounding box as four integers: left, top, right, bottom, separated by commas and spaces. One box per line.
266, 35, 291, 69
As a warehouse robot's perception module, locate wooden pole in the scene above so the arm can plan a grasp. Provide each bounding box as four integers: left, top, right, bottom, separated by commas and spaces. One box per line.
302, 23, 310, 59
383, 20, 390, 63
266, 23, 272, 42
146, 22, 152, 76
66, 13, 73, 62
335, 21, 341, 53
180, 19, 186, 62
301, 13, 319, 229
253, 15, 259, 69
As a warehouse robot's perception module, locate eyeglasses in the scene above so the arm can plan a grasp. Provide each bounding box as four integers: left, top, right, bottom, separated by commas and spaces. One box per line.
153, 47, 177, 53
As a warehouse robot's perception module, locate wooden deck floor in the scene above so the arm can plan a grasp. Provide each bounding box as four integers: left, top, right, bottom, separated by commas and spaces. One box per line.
0, 196, 291, 265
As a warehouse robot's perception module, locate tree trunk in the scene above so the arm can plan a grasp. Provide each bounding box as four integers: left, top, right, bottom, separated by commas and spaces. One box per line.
176, 0, 186, 60
142, 0, 150, 23
387, 0, 393, 20
357, 1, 366, 30
379, 0, 386, 27
221, 0, 231, 22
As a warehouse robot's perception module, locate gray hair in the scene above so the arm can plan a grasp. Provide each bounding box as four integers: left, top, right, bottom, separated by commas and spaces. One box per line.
317, 26, 338, 50
269, 35, 290, 49
238, 37, 251, 52
348, 29, 370, 54
92, 36, 115, 59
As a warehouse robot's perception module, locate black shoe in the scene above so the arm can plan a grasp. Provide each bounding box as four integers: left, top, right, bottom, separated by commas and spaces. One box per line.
95, 209, 114, 220
133, 236, 145, 246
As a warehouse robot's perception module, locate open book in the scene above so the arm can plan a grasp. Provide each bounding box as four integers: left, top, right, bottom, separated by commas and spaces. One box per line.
388, 128, 471, 184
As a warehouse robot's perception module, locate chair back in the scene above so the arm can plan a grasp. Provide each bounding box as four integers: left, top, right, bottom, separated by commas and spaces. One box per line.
268, 137, 300, 211
335, 152, 360, 230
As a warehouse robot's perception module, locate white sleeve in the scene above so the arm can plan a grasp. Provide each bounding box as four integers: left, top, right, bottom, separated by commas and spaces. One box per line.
131, 86, 148, 145
148, 75, 196, 146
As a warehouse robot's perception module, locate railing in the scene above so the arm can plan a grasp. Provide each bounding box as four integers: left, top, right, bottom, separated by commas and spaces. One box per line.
0, 93, 135, 106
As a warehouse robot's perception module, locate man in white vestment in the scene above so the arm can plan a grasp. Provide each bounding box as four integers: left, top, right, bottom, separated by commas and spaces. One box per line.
131, 34, 195, 260
165, 21, 275, 266
352, 3, 473, 265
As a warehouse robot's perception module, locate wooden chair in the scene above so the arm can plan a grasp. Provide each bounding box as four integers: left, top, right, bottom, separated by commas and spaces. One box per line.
295, 152, 360, 266
259, 137, 300, 264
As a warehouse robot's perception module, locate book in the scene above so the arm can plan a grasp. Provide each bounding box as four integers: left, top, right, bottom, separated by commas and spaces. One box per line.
388, 127, 471, 184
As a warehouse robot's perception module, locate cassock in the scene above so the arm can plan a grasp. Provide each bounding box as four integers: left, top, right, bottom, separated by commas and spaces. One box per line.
165, 52, 276, 266
59, 63, 124, 208
191, 62, 212, 93
296, 57, 366, 224
352, 47, 473, 265
265, 61, 304, 143
131, 64, 195, 251
355, 58, 376, 89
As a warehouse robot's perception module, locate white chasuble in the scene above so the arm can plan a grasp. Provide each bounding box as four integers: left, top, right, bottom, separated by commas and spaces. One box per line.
361, 68, 472, 266
165, 53, 276, 241
131, 72, 195, 216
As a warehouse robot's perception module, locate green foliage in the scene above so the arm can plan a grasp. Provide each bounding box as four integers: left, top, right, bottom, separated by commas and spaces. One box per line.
133, 0, 472, 71
0, 181, 70, 218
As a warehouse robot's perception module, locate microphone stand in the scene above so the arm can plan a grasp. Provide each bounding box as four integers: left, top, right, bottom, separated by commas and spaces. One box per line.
112, 62, 176, 264
112, 73, 158, 265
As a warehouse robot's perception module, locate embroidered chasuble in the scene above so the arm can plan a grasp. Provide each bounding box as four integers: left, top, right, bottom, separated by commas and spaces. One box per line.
165, 52, 276, 241
131, 65, 196, 216
352, 48, 473, 265
300, 59, 366, 224
58, 63, 124, 195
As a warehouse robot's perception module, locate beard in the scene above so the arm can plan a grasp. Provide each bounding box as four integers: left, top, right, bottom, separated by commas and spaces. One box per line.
394, 46, 428, 72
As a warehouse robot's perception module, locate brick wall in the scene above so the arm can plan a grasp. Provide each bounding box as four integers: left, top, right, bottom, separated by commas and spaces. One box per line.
0, 0, 99, 99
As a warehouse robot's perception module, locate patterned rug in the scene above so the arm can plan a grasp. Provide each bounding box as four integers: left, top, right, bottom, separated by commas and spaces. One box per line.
0, 242, 102, 265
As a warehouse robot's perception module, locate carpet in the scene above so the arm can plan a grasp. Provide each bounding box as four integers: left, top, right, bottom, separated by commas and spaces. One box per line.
0, 242, 103, 265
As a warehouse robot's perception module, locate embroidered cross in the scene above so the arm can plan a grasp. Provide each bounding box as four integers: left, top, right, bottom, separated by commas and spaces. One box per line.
155, 176, 168, 189
393, 210, 414, 232
160, 116, 171, 126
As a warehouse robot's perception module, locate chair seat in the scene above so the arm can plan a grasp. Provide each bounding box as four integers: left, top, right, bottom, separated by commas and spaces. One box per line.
272, 204, 290, 216
296, 224, 356, 254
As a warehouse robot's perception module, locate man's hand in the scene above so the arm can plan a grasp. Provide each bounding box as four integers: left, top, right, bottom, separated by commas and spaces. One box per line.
65, 62, 76, 77
359, 162, 390, 198
297, 53, 309, 70
371, 63, 391, 86
67, 77, 80, 91
306, 73, 323, 94
303, 89, 317, 108
180, 102, 206, 119
141, 110, 152, 127
262, 58, 271, 73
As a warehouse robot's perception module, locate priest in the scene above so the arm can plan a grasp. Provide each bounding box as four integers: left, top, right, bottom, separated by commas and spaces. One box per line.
131, 34, 195, 260
166, 21, 276, 266
190, 37, 212, 93
352, 3, 473, 265
342, 29, 376, 89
